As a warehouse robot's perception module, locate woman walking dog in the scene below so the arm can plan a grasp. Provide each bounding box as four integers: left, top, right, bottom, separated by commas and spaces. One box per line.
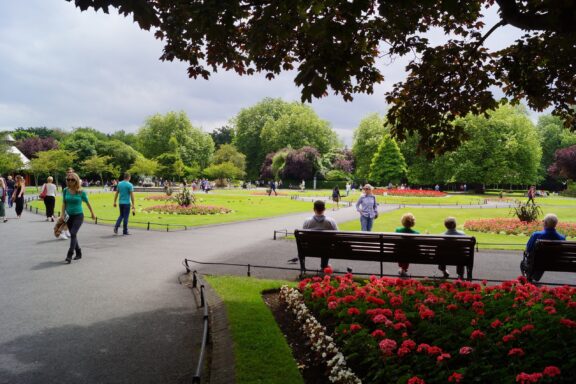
60, 172, 95, 264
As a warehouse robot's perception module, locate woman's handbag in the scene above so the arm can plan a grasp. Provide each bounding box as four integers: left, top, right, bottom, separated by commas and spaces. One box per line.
53, 217, 67, 237
39, 184, 47, 200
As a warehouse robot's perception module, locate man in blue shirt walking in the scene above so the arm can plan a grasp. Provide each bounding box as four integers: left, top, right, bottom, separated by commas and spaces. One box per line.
522, 213, 565, 281
113, 173, 135, 235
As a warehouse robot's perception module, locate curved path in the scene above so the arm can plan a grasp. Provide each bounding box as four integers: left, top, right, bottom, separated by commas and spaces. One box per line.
0, 201, 573, 384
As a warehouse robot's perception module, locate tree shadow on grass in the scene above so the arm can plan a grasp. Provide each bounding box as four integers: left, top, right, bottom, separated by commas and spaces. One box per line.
0, 307, 201, 384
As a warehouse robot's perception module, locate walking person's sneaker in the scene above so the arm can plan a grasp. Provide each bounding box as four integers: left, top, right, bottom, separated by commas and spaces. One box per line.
113, 227, 118, 235
73, 248, 82, 260
123, 232, 131, 236
58, 233, 69, 240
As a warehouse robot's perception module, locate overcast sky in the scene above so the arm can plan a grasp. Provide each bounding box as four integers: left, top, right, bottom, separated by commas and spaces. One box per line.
0, 1, 530, 145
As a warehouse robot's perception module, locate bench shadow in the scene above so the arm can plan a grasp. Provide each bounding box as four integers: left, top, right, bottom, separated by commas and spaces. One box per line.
0, 307, 199, 384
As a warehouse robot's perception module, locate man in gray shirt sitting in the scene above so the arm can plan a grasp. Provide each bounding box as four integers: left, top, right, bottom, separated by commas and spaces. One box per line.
303, 200, 338, 269
438, 217, 466, 279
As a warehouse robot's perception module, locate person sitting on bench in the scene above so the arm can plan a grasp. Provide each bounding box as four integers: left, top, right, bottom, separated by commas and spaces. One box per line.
438, 217, 466, 279
522, 213, 565, 282
302, 200, 338, 270
396, 213, 419, 277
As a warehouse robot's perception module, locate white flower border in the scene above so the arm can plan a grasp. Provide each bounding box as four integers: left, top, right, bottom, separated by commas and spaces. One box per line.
279, 285, 362, 384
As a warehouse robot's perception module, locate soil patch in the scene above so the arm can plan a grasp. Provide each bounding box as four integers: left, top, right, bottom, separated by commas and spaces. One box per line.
262, 291, 331, 384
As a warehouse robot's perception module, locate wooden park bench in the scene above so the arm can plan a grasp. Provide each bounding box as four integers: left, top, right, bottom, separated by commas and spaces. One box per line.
522, 239, 576, 282
294, 229, 476, 280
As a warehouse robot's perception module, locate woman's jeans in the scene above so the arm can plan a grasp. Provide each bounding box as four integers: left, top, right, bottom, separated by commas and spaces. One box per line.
44, 196, 55, 217
15, 196, 24, 216
7, 189, 13, 208
360, 215, 374, 231
115, 204, 131, 234
67, 213, 84, 252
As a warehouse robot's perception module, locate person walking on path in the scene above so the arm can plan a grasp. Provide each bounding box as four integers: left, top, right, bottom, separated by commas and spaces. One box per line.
527, 185, 536, 204
11, 175, 25, 218
42, 176, 58, 222
0, 176, 7, 223
345, 182, 351, 196
6, 175, 14, 208
355, 184, 378, 231
302, 200, 338, 269
438, 217, 466, 279
396, 213, 419, 277
521, 213, 565, 282
113, 173, 135, 235
268, 180, 278, 196
331, 186, 342, 210
61, 172, 96, 264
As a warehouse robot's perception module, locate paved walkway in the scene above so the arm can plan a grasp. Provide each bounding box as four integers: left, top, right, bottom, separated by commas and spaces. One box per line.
0, 200, 574, 384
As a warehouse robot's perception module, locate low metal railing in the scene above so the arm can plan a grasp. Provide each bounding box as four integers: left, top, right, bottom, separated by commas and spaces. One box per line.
182, 258, 574, 287
24, 197, 188, 232
190, 270, 209, 384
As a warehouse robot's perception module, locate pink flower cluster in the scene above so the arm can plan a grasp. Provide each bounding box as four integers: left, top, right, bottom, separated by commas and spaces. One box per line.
373, 188, 447, 197
464, 218, 576, 237
298, 273, 576, 383
142, 204, 231, 215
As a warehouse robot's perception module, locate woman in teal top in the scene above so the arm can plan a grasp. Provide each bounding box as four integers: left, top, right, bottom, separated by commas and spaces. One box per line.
396, 213, 419, 277
60, 172, 95, 264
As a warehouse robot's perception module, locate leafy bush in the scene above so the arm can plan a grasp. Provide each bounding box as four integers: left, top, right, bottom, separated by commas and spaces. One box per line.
511, 201, 542, 222
325, 169, 352, 181
298, 273, 575, 384
174, 186, 195, 206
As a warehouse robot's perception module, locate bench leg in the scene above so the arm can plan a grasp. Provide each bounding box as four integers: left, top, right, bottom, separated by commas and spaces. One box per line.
466, 266, 473, 281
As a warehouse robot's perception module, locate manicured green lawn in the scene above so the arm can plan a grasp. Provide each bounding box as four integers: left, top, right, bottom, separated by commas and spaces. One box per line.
204, 276, 302, 384
29, 191, 314, 229
339, 206, 576, 250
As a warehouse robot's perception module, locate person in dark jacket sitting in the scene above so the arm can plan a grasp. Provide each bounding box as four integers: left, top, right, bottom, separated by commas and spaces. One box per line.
522, 213, 565, 282
302, 200, 338, 269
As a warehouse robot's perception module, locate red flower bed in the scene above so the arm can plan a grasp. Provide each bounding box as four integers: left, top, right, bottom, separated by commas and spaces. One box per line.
298, 272, 575, 383
142, 204, 231, 215
464, 218, 576, 237
373, 188, 447, 197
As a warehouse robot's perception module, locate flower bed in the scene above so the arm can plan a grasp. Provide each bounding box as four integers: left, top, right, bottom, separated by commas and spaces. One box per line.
296, 271, 575, 383
142, 204, 231, 215
144, 194, 173, 201
373, 189, 447, 197
464, 218, 576, 237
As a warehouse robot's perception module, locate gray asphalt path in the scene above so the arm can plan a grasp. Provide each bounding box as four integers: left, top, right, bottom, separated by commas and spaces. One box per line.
0, 200, 573, 384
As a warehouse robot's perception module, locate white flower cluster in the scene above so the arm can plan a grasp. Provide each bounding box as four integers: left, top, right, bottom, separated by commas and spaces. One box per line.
279, 286, 362, 384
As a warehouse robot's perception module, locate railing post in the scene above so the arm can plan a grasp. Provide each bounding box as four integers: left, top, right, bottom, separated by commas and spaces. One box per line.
167, 224, 169, 232
147, 222, 150, 230
95, 217, 98, 224
247, 264, 251, 277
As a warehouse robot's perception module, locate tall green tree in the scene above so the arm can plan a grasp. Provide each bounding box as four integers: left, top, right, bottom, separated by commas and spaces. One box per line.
259, 103, 339, 159
82, 155, 118, 185
212, 144, 246, 172
128, 156, 159, 177
352, 114, 387, 181
99, 139, 141, 173
210, 126, 235, 148
368, 135, 406, 185
33, 150, 76, 186
0, 148, 24, 175
60, 129, 102, 168
233, 98, 292, 179
536, 114, 576, 177
137, 111, 215, 168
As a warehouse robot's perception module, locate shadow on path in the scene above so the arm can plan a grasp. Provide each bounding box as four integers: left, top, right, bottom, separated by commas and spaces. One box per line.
0, 307, 199, 384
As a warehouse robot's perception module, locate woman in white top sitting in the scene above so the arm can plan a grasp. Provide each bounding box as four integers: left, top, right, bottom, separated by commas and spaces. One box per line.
42, 176, 58, 222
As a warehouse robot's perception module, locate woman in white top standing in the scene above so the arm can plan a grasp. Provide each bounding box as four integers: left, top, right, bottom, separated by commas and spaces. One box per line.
42, 176, 58, 222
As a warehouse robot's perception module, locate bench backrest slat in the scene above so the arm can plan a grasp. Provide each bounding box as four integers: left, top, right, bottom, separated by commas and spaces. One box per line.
295, 230, 476, 266
533, 240, 576, 272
